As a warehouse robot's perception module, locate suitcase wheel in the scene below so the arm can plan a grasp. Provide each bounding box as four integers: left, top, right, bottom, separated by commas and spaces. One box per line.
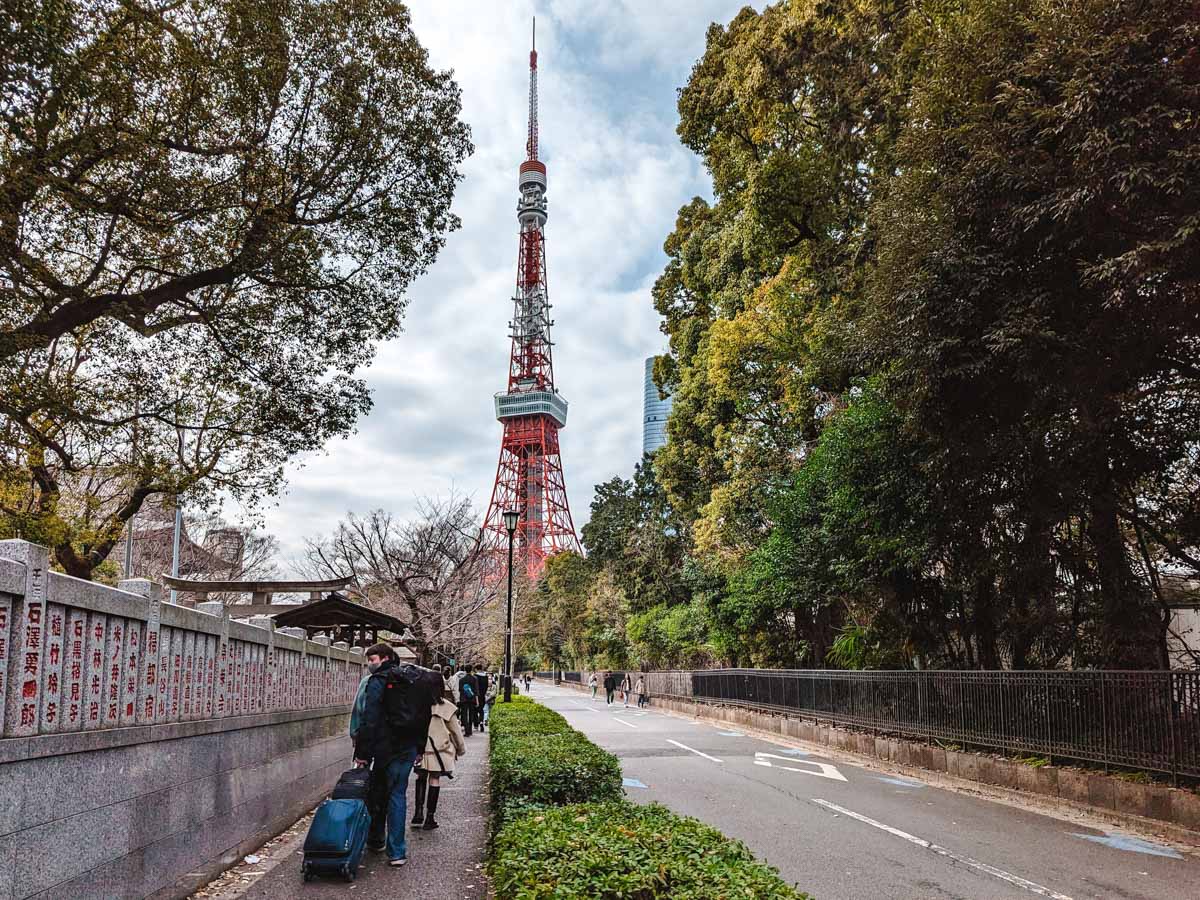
302, 862, 313, 882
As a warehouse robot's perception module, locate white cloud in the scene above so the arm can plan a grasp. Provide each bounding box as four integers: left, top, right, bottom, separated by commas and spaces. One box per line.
260, 3, 755, 569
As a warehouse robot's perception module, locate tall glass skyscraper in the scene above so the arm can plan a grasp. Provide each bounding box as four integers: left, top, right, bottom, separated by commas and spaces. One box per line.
642, 356, 673, 454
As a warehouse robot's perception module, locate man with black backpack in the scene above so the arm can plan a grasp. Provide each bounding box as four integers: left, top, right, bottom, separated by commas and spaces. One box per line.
354, 643, 441, 868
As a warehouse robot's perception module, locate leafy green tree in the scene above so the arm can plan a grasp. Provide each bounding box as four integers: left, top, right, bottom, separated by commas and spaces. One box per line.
724, 384, 936, 667
582, 457, 690, 613
653, 0, 923, 570
0, 0, 471, 577
869, 0, 1200, 666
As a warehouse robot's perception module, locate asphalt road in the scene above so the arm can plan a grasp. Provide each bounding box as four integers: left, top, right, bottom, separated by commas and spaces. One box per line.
530, 682, 1199, 900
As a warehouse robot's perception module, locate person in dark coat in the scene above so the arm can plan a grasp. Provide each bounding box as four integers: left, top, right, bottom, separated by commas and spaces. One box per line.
455, 665, 475, 736
603, 671, 617, 705
473, 668, 488, 731
354, 644, 439, 867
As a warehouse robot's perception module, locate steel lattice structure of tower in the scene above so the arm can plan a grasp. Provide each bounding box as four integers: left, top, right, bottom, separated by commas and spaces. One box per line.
480, 22, 580, 576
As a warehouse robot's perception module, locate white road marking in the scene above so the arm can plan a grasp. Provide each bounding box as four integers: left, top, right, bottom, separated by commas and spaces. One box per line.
667, 739, 723, 763
612, 717, 638, 728
811, 800, 1074, 900
754, 752, 847, 782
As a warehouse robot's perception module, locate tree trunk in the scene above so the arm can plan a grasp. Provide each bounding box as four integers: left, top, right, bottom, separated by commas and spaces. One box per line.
1090, 490, 1158, 668
972, 574, 1001, 669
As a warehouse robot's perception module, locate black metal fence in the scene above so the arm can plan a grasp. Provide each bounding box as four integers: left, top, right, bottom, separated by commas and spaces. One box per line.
553, 668, 1200, 779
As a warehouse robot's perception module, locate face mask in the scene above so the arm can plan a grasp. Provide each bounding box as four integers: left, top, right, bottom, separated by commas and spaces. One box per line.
368, 661, 382, 673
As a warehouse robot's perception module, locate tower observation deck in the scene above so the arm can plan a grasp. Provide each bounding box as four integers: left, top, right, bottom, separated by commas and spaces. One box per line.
480, 20, 580, 576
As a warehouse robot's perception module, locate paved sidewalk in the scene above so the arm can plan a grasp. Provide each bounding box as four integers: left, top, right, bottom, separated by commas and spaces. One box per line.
195, 730, 490, 900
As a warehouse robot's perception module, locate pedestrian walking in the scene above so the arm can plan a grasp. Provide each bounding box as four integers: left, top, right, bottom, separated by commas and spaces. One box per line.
456, 666, 475, 737
353, 643, 440, 867
474, 667, 488, 732
588, 672, 599, 700
411, 681, 466, 831
603, 671, 616, 705
483, 675, 498, 725
635, 675, 646, 708
621, 672, 632, 708
524, 672, 532, 693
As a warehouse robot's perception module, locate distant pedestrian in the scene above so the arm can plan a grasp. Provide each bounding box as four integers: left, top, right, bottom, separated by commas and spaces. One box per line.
635, 676, 646, 709
456, 666, 475, 736
603, 671, 616, 705
484, 675, 498, 725
474, 667, 488, 732
621, 673, 632, 708
411, 681, 466, 831
524, 672, 532, 693
588, 672, 598, 700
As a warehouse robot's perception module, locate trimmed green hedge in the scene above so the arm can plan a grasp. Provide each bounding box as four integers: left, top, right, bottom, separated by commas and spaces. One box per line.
488, 695, 572, 740
491, 802, 810, 900
486, 696, 808, 899
489, 697, 623, 826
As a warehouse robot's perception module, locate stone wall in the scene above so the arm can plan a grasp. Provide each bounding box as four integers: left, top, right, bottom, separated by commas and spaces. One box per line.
0, 541, 369, 899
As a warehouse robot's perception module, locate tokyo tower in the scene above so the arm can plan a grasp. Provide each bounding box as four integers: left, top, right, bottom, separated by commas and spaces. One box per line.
479, 21, 580, 576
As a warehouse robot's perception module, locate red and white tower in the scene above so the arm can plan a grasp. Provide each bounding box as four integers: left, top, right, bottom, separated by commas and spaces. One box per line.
480, 22, 580, 576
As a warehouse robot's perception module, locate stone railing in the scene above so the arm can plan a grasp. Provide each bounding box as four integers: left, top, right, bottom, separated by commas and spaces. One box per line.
0, 540, 366, 740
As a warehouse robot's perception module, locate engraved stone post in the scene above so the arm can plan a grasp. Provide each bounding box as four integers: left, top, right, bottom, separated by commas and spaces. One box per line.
120, 580, 162, 726
0, 541, 50, 737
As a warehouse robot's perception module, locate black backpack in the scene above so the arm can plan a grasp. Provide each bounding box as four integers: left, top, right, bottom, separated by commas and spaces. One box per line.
383, 664, 435, 742
330, 766, 371, 801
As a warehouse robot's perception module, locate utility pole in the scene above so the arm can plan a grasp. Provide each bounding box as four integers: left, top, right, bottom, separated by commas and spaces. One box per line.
169, 498, 182, 604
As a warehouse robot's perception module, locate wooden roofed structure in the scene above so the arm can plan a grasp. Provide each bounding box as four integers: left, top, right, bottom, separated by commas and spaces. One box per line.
271, 592, 413, 650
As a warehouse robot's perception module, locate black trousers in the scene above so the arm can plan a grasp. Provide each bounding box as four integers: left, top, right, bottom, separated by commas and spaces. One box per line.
457, 701, 473, 735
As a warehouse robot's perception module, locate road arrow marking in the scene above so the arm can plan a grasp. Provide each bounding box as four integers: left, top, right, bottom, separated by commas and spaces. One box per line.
754, 752, 848, 781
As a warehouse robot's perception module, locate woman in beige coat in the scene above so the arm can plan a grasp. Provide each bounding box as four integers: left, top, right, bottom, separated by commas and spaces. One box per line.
411, 685, 466, 830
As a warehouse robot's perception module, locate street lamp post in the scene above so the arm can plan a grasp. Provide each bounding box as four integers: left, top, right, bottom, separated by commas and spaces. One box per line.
502, 509, 520, 702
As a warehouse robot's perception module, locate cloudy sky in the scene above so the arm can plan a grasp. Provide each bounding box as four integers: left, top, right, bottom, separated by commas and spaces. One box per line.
261, 2, 755, 569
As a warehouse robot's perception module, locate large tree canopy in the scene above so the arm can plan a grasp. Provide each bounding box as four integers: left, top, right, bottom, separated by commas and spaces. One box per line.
1, 0, 469, 361
0, 0, 472, 577
575, 0, 1198, 672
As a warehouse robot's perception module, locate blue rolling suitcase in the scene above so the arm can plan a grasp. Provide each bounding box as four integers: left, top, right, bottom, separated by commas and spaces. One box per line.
301, 798, 371, 882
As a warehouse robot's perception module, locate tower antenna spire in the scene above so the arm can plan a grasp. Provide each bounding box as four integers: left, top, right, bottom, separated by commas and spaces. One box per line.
527, 17, 538, 161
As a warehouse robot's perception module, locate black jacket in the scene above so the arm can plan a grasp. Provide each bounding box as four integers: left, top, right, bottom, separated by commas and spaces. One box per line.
474, 673, 488, 707
603, 674, 616, 692
353, 660, 440, 767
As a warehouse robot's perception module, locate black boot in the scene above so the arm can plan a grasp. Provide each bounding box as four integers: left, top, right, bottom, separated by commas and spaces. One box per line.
411, 773, 427, 826
422, 785, 440, 830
